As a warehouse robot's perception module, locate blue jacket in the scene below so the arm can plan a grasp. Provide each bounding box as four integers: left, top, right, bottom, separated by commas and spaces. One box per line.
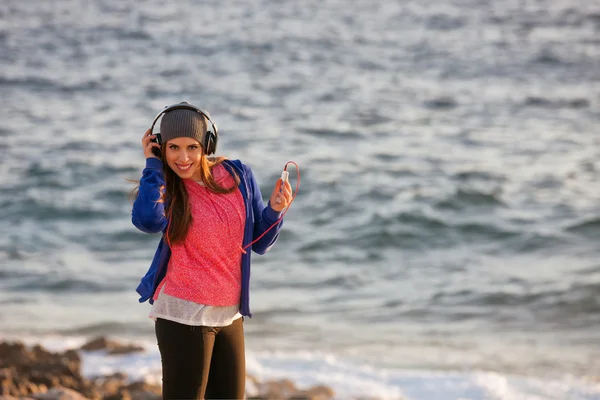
131, 157, 283, 317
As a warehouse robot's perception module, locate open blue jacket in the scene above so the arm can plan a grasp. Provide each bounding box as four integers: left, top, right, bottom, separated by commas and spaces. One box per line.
131, 157, 283, 317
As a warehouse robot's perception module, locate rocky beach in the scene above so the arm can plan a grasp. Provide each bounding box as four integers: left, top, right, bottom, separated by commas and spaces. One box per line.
0, 340, 335, 400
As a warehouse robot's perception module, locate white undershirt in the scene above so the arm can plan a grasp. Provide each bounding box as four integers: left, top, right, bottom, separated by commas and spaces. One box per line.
149, 285, 243, 327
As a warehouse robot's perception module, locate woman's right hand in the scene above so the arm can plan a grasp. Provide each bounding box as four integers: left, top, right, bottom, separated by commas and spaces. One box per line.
142, 129, 161, 159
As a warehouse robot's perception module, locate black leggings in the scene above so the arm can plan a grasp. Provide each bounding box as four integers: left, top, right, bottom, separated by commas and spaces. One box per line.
155, 317, 246, 400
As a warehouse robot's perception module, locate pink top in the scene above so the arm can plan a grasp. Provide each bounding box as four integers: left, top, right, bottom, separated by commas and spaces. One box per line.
153, 163, 246, 306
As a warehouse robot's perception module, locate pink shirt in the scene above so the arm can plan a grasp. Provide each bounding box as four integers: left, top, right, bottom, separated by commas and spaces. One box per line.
153, 164, 246, 306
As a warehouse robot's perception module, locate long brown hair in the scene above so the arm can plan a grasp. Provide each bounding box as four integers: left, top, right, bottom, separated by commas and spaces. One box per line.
160, 146, 240, 244
130, 146, 240, 245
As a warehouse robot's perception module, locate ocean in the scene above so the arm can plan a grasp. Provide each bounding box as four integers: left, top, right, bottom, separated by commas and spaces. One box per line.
1, 0, 600, 398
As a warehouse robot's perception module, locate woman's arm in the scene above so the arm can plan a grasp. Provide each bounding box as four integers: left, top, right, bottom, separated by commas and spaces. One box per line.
132, 158, 168, 234
245, 165, 284, 254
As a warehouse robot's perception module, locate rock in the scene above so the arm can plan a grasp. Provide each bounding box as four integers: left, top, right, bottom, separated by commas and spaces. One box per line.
0, 397, 36, 400
31, 386, 90, 400
106, 346, 145, 356
0, 342, 28, 362
302, 385, 336, 400
0, 382, 17, 397
0, 342, 95, 399
92, 373, 127, 399
124, 381, 161, 400
102, 389, 131, 400
95, 373, 128, 382
28, 373, 60, 390
249, 378, 334, 400
79, 338, 109, 352
80, 338, 144, 355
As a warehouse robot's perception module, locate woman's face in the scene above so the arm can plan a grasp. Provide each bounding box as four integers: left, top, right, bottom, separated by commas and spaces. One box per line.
164, 137, 204, 181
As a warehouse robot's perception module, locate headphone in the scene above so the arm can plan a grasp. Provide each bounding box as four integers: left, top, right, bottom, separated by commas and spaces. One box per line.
149, 101, 219, 155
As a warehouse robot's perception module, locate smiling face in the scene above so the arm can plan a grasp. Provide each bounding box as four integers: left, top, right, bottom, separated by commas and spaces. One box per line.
164, 137, 204, 181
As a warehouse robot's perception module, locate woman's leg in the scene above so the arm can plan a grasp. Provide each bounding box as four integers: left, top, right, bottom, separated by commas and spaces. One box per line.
205, 317, 246, 399
155, 318, 215, 400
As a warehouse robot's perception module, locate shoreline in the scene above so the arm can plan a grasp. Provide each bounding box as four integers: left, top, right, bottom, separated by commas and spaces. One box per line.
2, 334, 599, 400
0, 338, 336, 400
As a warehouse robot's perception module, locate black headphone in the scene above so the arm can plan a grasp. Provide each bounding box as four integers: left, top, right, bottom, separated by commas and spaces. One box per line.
149, 101, 219, 155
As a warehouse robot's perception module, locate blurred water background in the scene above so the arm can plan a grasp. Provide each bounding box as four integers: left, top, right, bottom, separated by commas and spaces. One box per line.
1, 0, 600, 398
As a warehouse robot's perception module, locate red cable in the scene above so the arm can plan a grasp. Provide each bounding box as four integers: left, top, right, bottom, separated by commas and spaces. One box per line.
240, 161, 300, 254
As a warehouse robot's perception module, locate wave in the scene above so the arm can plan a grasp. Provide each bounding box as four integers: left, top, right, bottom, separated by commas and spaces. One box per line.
248, 306, 304, 319
96, 189, 131, 203
566, 217, 600, 238
454, 221, 518, 241
388, 212, 517, 242
297, 237, 347, 253
299, 128, 363, 139
435, 188, 505, 210
57, 141, 107, 151
16, 158, 137, 181
7, 277, 129, 293
453, 170, 506, 182
64, 161, 139, 176
299, 211, 521, 253
373, 152, 402, 163
0, 296, 31, 305
507, 232, 569, 253
23, 162, 61, 179
0, 76, 104, 92
423, 96, 457, 110
84, 230, 157, 253
426, 13, 466, 31
575, 264, 600, 276
54, 322, 149, 336
89, 27, 152, 41
432, 282, 600, 318
254, 81, 305, 96
357, 187, 399, 201
350, 108, 394, 126
0, 268, 30, 279
532, 49, 570, 66
325, 212, 451, 251
524, 96, 590, 109
2, 197, 116, 222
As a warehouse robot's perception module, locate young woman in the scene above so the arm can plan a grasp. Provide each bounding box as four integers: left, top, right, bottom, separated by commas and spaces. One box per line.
131, 103, 292, 399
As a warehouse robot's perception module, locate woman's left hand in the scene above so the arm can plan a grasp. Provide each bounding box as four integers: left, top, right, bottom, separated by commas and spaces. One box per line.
269, 178, 293, 212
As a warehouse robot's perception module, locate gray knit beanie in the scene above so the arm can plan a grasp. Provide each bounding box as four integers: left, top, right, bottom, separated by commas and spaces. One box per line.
159, 109, 208, 146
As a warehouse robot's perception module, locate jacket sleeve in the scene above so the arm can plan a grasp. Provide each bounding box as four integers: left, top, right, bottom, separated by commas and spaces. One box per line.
131, 158, 168, 234
245, 165, 284, 254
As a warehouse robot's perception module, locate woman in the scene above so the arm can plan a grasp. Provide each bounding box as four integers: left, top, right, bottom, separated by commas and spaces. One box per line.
131, 104, 292, 399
